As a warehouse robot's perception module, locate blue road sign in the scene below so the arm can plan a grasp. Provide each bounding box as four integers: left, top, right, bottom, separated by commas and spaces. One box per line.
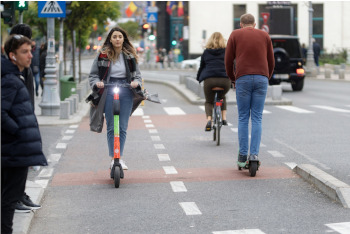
147, 12, 158, 23
38, 1, 66, 18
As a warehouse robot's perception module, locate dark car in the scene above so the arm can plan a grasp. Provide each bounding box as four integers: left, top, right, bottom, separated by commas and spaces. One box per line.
270, 35, 305, 91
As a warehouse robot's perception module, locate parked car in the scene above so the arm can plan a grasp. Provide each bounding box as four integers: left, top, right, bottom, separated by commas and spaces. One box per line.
270, 35, 305, 91
181, 56, 201, 70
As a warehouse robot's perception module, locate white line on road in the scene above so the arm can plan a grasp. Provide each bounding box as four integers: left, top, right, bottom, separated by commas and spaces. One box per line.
170, 181, 187, 192
65, 129, 76, 134
132, 108, 144, 116
62, 136, 73, 141
154, 144, 165, 149
163, 166, 178, 174
69, 125, 78, 129
48, 153, 61, 162
274, 139, 331, 170
151, 136, 161, 141
199, 106, 205, 111
179, 202, 202, 215
267, 150, 286, 158
56, 143, 67, 149
144, 119, 152, 123
325, 222, 350, 234
311, 105, 350, 113
34, 179, 49, 188
284, 162, 297, 170
38, 168, 54, 178
213, 229, 266, 234
231, 128, 238, 133
149, 129, 158, 134
164, 107, 186, 115
276, 106, 314, 113
142, 115, 150, 119
145, 124, 155, 128
158, 154, 170, 161
263, 110, 271, 114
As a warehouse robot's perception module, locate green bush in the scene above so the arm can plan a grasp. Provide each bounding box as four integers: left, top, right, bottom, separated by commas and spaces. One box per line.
319, 48, 348, 65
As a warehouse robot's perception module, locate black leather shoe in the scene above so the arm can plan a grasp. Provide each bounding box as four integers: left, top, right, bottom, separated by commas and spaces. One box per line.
238, 154, 247, 163
222, 120, 228, 125
205, 121, 212, 131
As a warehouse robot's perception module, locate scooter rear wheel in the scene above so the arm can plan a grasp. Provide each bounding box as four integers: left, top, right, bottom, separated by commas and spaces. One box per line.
249, 161, 258, 177
114, 166, 121, 188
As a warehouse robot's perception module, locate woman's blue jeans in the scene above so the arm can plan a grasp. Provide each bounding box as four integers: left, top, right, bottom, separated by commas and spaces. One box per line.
235, 75, 268, 156
104, 80, 133, 158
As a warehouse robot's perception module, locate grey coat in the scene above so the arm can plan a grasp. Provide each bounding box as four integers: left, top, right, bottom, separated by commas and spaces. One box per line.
88, 52, 142, 133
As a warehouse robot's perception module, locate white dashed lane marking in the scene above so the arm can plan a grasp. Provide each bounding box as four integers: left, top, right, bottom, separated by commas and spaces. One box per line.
212, 229, 266, 234
267, 150, 286, 158
179, 202, 202, 215
151, 136, 161, 141
170, 181, 187, 192
154, 144, 165, 149
148, 129, 158, 134
311, 105, 350, 113
56, 143, 67, 149
157, 154, 170, 161
276, 106, 314, 113
163, 166, 178, 174
164, 107, 186, 115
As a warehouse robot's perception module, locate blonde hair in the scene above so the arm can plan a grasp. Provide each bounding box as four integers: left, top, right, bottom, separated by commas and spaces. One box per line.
205, 32, 226, 49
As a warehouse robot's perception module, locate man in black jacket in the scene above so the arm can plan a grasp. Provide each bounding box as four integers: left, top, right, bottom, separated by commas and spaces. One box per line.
1, 34, 48, 234
9, 23, 43, 213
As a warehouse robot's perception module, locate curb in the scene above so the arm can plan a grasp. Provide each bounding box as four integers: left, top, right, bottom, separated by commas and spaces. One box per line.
144, 77, 292, 105
294, 164, 350, 208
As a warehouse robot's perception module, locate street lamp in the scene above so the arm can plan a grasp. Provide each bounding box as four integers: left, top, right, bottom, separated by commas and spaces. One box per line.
305, 1, 317, 76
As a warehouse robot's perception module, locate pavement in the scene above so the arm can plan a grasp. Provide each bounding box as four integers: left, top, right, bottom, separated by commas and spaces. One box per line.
13, 74, 350, 234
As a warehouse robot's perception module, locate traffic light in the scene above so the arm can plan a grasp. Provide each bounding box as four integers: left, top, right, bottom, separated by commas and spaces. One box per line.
142, 23, 150, 34
15, 1, 28, 11
1, 1, 15, 26
171, 39, 177, 46
148, 34, 156, 41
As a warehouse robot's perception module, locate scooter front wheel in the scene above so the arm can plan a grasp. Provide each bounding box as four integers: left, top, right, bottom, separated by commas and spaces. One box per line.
114, 166, 121, 188
249, 161, 258, 177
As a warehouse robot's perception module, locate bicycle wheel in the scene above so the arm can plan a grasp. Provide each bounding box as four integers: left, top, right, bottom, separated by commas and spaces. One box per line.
216, 107, 221, 146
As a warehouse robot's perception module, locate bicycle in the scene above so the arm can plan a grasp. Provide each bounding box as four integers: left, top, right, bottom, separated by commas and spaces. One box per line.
212, 87, 224, 146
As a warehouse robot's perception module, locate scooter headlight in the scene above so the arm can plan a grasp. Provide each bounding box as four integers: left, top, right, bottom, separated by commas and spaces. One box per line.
113, 87, 120, 94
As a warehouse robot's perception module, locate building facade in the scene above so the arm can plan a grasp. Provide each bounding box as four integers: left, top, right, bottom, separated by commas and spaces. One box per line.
188, 1, 350, 59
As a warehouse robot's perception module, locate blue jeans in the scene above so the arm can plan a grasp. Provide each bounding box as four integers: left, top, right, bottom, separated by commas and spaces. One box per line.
104, 79, 133, 158
34, 71, 40, 95
235, 75, 268, 156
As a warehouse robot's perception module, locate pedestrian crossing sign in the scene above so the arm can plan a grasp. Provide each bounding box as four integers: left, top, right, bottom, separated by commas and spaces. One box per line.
147, 12, 158, 23
38, 1, 66, 18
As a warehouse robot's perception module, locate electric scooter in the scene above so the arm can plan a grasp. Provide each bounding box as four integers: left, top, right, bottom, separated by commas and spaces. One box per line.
237, 151, 260, 177
104, 83, 125, 188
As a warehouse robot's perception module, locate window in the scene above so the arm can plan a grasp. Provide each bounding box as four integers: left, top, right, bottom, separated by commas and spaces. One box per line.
233, 5, 246, 30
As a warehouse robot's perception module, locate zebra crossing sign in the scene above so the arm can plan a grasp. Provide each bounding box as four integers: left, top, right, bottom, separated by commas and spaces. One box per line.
38, 1, 66, 18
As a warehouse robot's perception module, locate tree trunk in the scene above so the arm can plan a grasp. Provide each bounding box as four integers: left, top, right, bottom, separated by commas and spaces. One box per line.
71, 30, 76, 83
64, 31, 67, 75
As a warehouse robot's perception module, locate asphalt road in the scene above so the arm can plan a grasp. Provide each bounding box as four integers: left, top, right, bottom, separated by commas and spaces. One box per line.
28, 74, 350, 233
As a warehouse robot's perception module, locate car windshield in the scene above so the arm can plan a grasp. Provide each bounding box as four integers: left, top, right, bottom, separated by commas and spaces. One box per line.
272, 39, 301, 58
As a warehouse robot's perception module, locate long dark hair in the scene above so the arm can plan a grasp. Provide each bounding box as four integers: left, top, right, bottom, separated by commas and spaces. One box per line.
100, 27, 138, 63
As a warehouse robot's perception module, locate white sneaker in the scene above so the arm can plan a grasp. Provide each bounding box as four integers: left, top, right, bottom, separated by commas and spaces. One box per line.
110, 159, 114, 169
120, 159, 128, 170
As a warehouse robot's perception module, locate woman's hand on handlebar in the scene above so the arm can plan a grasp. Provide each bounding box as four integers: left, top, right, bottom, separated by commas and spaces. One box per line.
96, 82, 104, 89
130, 81, 139, 89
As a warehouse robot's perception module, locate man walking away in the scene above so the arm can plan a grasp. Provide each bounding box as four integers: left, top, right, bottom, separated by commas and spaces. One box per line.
225, 13, 274, 168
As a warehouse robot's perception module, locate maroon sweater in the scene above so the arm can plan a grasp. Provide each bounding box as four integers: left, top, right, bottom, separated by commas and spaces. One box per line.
225, 27, 275, 83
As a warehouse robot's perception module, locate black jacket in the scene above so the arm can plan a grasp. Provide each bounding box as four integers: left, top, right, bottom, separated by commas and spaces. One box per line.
196, 48, 228, 83
1, 55, 47, 168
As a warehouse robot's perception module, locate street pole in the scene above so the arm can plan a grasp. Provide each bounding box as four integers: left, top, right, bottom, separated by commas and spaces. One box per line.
19, 11, 23, 23
59, 18, 64, 79
39, 18, 60, 116
305, 1, 316, 75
